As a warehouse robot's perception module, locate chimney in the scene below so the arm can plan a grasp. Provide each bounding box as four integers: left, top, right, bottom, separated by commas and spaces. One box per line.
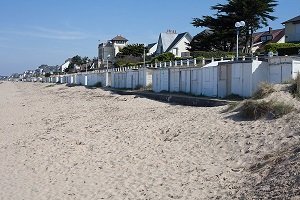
269, 27, 272, 33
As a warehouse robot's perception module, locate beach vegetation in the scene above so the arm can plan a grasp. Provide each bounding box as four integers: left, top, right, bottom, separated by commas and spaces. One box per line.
240, 100, 293, 119
288, 73, 300, 98
252, 82, 275, 99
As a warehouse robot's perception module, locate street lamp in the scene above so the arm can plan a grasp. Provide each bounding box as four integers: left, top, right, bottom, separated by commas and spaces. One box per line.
106, 54, 110, 72
86, 59, 89, 74
235, 21, 245, 61
143, 44, 146, 68
106, 54, 110, 86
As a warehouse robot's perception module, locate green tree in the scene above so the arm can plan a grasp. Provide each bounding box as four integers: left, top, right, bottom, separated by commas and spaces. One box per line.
191, 0, 278, 53
118, 44, 148, 57
152, 52, 175, 63
65, 55, 90, 73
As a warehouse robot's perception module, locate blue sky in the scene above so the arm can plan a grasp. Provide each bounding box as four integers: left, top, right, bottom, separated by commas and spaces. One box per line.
0, 0, 298, 75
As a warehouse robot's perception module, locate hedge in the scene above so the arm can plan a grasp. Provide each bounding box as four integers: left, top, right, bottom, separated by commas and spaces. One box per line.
190, 51, 240, 59
264, 43, 300, 56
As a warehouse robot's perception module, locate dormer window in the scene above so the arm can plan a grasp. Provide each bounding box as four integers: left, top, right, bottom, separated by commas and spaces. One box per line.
261, 35, 273, 42
266, 35, 273, 40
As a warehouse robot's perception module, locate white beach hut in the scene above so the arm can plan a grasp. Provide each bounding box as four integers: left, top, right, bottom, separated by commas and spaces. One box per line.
217, 60, 269, 98
169, 67, 191, 93
190, 67, 203, 96
152, 68, 169, 92
138, 67, 153, 87
112, 71, 127, 88
126, 70, 139, 89
268, 56, 300, 84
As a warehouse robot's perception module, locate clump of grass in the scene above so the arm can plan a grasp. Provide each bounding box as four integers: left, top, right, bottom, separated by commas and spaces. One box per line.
289, 73, 300, 98
252, 82, 275, 99
45, 84, 55, 88
222, 102, 240, 113
240, 100, 294, 120
144, 83, 152, 91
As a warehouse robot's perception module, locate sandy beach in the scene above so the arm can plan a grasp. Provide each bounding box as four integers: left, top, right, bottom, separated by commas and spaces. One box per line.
0, 82, 299, 199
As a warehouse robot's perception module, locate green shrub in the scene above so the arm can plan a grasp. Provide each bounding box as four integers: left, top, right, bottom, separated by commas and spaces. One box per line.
151, 52, 175, 63
191, 51, 238, 59
265, 43, 300, 56
252, 82, 275, 99
289, 73, 300, 98
240, 100, 293, 120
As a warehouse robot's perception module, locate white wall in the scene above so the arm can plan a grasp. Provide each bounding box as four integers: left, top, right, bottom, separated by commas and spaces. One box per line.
138, 68, 153, 87
190, 68, 203, 96
169, 36, 191, 57
126, 70, 139, 89
152, 69, 169, 92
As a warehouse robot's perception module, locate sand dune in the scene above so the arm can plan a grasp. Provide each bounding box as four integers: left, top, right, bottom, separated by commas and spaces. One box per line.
0, 82, 299, 199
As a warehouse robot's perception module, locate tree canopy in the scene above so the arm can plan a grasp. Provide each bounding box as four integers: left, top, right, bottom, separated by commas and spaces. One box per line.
190, 0, 278, 53
65, 55, 90, 73
118, 44, 148, 57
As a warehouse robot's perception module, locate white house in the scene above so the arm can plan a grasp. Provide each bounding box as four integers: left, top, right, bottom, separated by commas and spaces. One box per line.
155, 30, 192, 57
282, 15, 300, 42
98, 35, 128, 64
252, 27, 285, 53
60, 60, 70, 72
147, 43, 157, 56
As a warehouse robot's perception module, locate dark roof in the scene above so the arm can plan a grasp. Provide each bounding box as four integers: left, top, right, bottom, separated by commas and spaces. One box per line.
147, 43, 156, 49
282, 15, 300, 24
253, 28, 285, 44
165, 32, 192, 52
111, 35, 128, 41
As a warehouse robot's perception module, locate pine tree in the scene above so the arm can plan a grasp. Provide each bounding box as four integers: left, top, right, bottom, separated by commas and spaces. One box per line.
191, 0, 278, 53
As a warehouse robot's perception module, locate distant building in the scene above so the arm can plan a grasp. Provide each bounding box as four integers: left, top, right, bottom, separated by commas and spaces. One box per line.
147, 43, 157, 56
282, 15, 300, 42
60, 60, 71, 72
252, 27, 285, 52
155, 30, 192, 57
98, 35, 128, 65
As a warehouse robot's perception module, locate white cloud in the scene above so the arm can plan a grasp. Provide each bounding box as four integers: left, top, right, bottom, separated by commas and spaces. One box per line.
0, 26, 88, 40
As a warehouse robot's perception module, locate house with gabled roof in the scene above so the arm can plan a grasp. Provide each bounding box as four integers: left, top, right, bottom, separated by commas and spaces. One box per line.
98, 35, 128, 65
147, 43, 158, 56
282, 15, 300, 42
252, 27, 285, 52
155, 30, 192, 57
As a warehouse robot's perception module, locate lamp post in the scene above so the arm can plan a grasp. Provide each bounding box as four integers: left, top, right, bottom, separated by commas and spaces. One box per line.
85, 59, 89, 86
106, 54, 110, 86
235, 21, 245, 61
143, 44, 146, 68
86, 59, 89, 74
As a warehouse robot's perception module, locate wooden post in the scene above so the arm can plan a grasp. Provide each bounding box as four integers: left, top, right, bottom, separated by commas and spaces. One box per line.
194, 58, 197, 66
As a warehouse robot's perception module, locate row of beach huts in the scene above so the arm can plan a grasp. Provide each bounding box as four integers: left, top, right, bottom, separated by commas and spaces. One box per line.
42, 56, 300, 98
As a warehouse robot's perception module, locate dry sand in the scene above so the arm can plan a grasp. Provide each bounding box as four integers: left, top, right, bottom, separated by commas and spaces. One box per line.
0, 82, 299, 199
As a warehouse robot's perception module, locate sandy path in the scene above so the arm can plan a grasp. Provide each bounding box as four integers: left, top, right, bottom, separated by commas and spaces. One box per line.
0, 82, 299, 199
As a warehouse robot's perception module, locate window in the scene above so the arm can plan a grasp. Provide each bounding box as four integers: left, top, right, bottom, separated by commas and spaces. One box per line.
261, 35, 273, 42
261, 36, 267, 42
266, 35, 273, 41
